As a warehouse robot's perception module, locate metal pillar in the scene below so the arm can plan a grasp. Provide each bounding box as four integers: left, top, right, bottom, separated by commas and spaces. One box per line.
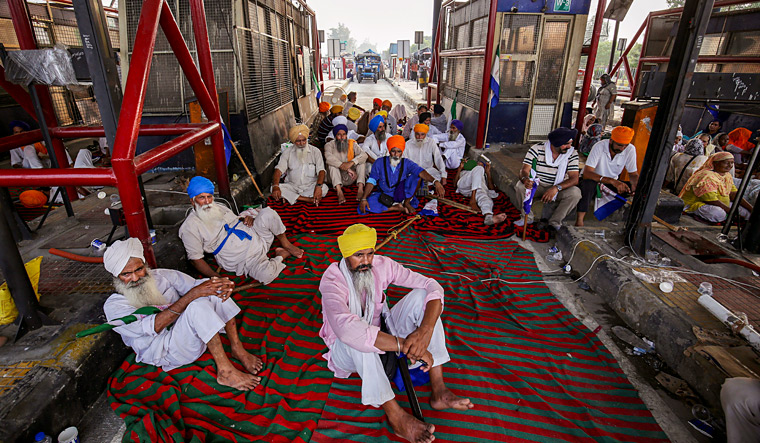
0, 187, 30, 241
475, 0, 498, 149
608, 20, 620, 74
722, 137, 759, 236
575, 0, 605, 134
432, 0, 442, 51
741, 196, 760, 253
625, 0, 715, 256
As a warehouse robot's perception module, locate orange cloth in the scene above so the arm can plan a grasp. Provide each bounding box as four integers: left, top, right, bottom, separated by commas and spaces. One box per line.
19, 190, 47, 208
728, 128, 754, 151
413, 123, 429, 134
373, 98, 382, 107
319, 102, 330, 113
610, 126, 634, 145
347, 139, 355, 162
387, 135, 405, 153
382, 100, 392, 108
33, 142, 47, 155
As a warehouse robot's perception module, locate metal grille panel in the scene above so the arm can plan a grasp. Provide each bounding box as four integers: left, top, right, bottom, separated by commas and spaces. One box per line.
535, 21, 569, 100
499, 60, 535, 99
529, 104, 555, 139
501, 15, 539, 54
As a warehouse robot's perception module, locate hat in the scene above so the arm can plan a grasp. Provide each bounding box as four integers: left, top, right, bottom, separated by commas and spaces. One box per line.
387, 135, 405, 153
347, 107, 361, 120
382, 100, 392, 108
332, 116, 348, 127
332, 124, 348, 136
288, 124, 309, 143
9, 120, 30, 131
319, 102, 330, 113
450, 120, 463, 132
377, 110, 388, 119
19, 190, 47, 208
413, 123, 429, 134
547, 127, 578, 147
610, 126, 635, 145
187, 176, 215, 198
433, 104, 444, 114
337, 224, 377, 258
369, 115, 385, 133
330, 105, 343, 114
103, 237, 145, 277
373, 98, 382, 107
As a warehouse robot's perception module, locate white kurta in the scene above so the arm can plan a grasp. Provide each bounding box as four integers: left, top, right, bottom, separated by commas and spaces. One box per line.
432, 132, 466, 169
9, 147, 26, 167
274, 144, 328, 204
178, 205, 287, 285
361, 133, 389, 160
402, 137, 447, 182
103, 268, 240, 371
385, 114, 398, 135
457, 165, 497, 215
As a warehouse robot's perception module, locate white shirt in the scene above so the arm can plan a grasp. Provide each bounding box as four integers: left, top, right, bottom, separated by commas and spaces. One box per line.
585, 139, 637, 180
402, 137, 447, 179
361, 133, 389, 160
10, 147, 26, 167
431, 132, 466, 169
275, 144, 325, 187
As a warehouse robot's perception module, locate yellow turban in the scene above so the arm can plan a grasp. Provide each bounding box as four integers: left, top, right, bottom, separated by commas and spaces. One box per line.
288, 124, 309, 143
413, 123, 429, 134
610, 126, 634, 145
377, 110, 388, 119
331, 105, 344, 114
348, 107, 361, 121
338, 224, 377, 258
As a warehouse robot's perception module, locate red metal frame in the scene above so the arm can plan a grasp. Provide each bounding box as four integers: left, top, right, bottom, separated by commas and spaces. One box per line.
574, 0, 606, 134
475, 0, 498, 149
0, 0, 231, 267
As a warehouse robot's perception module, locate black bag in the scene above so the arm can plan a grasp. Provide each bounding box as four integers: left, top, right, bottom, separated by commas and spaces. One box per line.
379, 314, 399, 380
378, 193, 395, 207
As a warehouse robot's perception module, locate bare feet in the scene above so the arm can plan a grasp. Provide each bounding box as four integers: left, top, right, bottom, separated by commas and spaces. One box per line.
356, 184, 365, 201
275, 247, 292, 260
492, 213, 507, 224
232, 348, 263, 374
284, 243, 305, 259
430, 387, 474, 411
217, 365, 260, 391
404, 201, 416, 215
388, 408, 436, 443
336, 187, 346, 204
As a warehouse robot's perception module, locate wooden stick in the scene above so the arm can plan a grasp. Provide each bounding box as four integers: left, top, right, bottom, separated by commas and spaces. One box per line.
521, 213, 529, 241
229, 138, 265, 199
376, 216, 421, 251
436, 196, 479, 214
652, 214, 684, 232
234, 281, 261, 293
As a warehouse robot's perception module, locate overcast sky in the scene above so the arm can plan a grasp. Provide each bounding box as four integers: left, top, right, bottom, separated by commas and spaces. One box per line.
308, 0, 671, 54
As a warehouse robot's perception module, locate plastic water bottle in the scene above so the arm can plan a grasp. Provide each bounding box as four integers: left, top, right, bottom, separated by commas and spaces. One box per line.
34, 432, 53, 443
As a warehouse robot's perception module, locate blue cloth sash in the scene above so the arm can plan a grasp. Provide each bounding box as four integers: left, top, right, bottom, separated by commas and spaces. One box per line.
212, 220, 251, 255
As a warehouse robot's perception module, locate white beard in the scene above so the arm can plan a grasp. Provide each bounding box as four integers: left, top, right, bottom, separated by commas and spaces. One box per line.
114, 272, 168, 308
390, 157, 401, 167
449, 132, 458, 142
414, 137, 426, 147
351, 268, 375, 318
296, 145, 308, 163
194, 202, 226, 231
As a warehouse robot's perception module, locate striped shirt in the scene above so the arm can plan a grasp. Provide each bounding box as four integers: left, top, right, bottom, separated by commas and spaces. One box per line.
523, 143, 580, 184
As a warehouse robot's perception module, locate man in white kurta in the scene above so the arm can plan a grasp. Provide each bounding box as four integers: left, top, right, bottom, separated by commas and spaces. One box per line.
403, 124, 447, 184
454, 159, 507, 226
431, 120, 466, 169
102, 238, 261, 390
361, 115, 389, 163
319, 224, 473, 443
271, 124, 328, 206
178, 176, 303, 285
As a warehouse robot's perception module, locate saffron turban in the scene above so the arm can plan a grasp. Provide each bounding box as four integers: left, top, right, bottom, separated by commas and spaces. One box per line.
104, 237, 145, 277
377, 110, 388, 119
187, 175, 215, 198
373, 98, 382, 107
450, 119, 463, 132
338, 224, 377, 258
330, 105, 343, 114
387, 135, 405, 153
382, 100, 392, 108
288, 124, 309, 143
728, 128, 754, 151
9, 120, 30, 131
348, 107, 361, 120
547, 127, 577, 146
19, 190, 47, 208
332, 124, 348, 136
369, 115, 385, 133
611, 126, 635, 145
319, 102, 330, 113
413, 123, 429, 134
34, 142, 47, 155
340, 94, 347, 101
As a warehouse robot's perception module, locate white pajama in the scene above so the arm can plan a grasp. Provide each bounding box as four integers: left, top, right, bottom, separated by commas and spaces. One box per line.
274, 145, 328, 204
693, 205, 750, 222
329, 288, 450, 407
457, 166, 496, 215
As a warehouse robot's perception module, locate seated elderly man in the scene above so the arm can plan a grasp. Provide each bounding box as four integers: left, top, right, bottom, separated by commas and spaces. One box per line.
679, 152, 753, 223
362, 115, 389, 164
430, 119, 466, 169
402, 123, 447, 186
102, 238, 262, 390
319, 224, 473, 443
512, 127, 581, 230
359, 135, 445, 215
576, 126, 639, 226
325, 124, 368, 204
271, 124, 328, 206
455, 158, 507, 225
178, 176, 303, 285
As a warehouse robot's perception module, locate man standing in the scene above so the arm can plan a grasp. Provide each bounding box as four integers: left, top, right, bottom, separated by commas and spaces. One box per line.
178, 176, 303, 285
455, 158, 507, 226
512, 127, 582, 230
103, 238, 262, 390
271, 124, 328, 206
381, 100, 397, 135
362, 115, 389, 164
430, 120, 466, 169
402, 124, 447, 185
319, 224, 473, 443
343, 92, 361, 116
593, 74, 617, 129
575, 126, 639, 226
325, 124, 368, 204
359, 135, 445, 214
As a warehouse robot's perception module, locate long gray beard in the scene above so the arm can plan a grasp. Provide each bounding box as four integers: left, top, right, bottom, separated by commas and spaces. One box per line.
114, 272, 167, 308
296, 146, 308, 163
414, 137, 426, 147
194, 202, 226, 231
336, 139, 348, 153
376, 130, 386, 142
351, 268, 375, 320
449, 132, 458, 142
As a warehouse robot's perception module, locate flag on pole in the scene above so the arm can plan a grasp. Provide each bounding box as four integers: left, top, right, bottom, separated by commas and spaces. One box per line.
489, 47, 500, 108
220, 122, 234, 165
450, 90, 458, 120
76, 306, 162, 337
523, 158, 541, 215
312, 69, 322, 100
594, 185, 628, 220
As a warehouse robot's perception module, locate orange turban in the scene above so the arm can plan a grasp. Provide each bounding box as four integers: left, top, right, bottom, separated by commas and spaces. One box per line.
319, 102, 330, 113
728, 128, 754, 151
413, 123, 429, 134
610, 126, 634, 145
387, 135, 405, 153
382, 100, 392, 108
34, 142, 47, 155
373, 98, 382, 107
19, 190, 47, 208
330, 105, 343, 114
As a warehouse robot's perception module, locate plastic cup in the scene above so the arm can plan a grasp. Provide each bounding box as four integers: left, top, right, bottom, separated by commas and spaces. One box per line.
659, 281, 674, 293
698, 282, 713, 296
57, 427, 79, 443
646, 250, 660, 264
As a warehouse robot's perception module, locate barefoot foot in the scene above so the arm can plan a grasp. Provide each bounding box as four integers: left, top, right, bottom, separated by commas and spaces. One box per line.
337, 189, 346, 204
356, 185, 365, 201
492, 213, 507, 224
232, 348, 263, 374
389, 409, 436, 443
275, 247, 292, 259
217, 366, 261, 391
431, 387, 473, 411
285, 244, 305, 259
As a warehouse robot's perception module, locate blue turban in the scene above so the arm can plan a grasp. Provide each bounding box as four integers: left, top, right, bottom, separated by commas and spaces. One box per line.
547, 127, 578, 147
451, 119, 463, 132
187, 176, 215, 198
333, 124, 348, 136
369, 115, 385, 133
9, 120, 30, 131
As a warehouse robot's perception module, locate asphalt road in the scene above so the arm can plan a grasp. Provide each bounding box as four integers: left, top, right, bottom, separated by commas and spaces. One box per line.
322, 76, 412, 118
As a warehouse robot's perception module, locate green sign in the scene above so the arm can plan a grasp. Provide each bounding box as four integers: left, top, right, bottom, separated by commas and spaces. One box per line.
554, 0, 571, 12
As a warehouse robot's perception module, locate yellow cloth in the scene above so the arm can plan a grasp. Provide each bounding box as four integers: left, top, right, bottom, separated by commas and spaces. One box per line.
611, 126, 634, 145
331, 105, 344, 114
348, 108, 360, 120
681, 186, 736, 213
288, 124, 309, 143
680, 152, 735, 200
413, 123, 429, 134
377, 110, 388, 119
0, 256, 42, 325
338, 224, 377, 258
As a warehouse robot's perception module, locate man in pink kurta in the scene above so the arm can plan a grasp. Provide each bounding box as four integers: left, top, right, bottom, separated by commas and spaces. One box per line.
319, 224, 473, 443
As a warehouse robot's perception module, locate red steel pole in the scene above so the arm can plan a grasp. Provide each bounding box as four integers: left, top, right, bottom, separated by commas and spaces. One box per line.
0, 130, 43, 153
134, 123, 220, 174
475, 0, 498, 149
574, 0, 606, 135
610, 19, 646, 78
0, 168, 116, 187
51, 123, 210, 138
189, 0, 230, 200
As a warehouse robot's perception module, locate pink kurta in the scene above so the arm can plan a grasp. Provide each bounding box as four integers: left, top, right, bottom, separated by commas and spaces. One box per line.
318, 255, 444, 378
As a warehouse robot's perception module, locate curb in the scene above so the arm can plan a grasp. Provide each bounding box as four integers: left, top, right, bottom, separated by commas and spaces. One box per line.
384, 78, 423, 112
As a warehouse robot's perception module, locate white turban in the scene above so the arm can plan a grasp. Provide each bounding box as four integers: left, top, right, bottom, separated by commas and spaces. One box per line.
104, 237, 145, 277
332, 116, 348, 127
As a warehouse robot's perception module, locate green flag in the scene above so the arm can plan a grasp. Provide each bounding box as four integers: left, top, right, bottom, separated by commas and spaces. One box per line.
450, 90, 458, 120
76, 306, 162, 338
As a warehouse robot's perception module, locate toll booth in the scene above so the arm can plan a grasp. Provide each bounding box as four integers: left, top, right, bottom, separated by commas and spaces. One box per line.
434, 0, 591, 146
